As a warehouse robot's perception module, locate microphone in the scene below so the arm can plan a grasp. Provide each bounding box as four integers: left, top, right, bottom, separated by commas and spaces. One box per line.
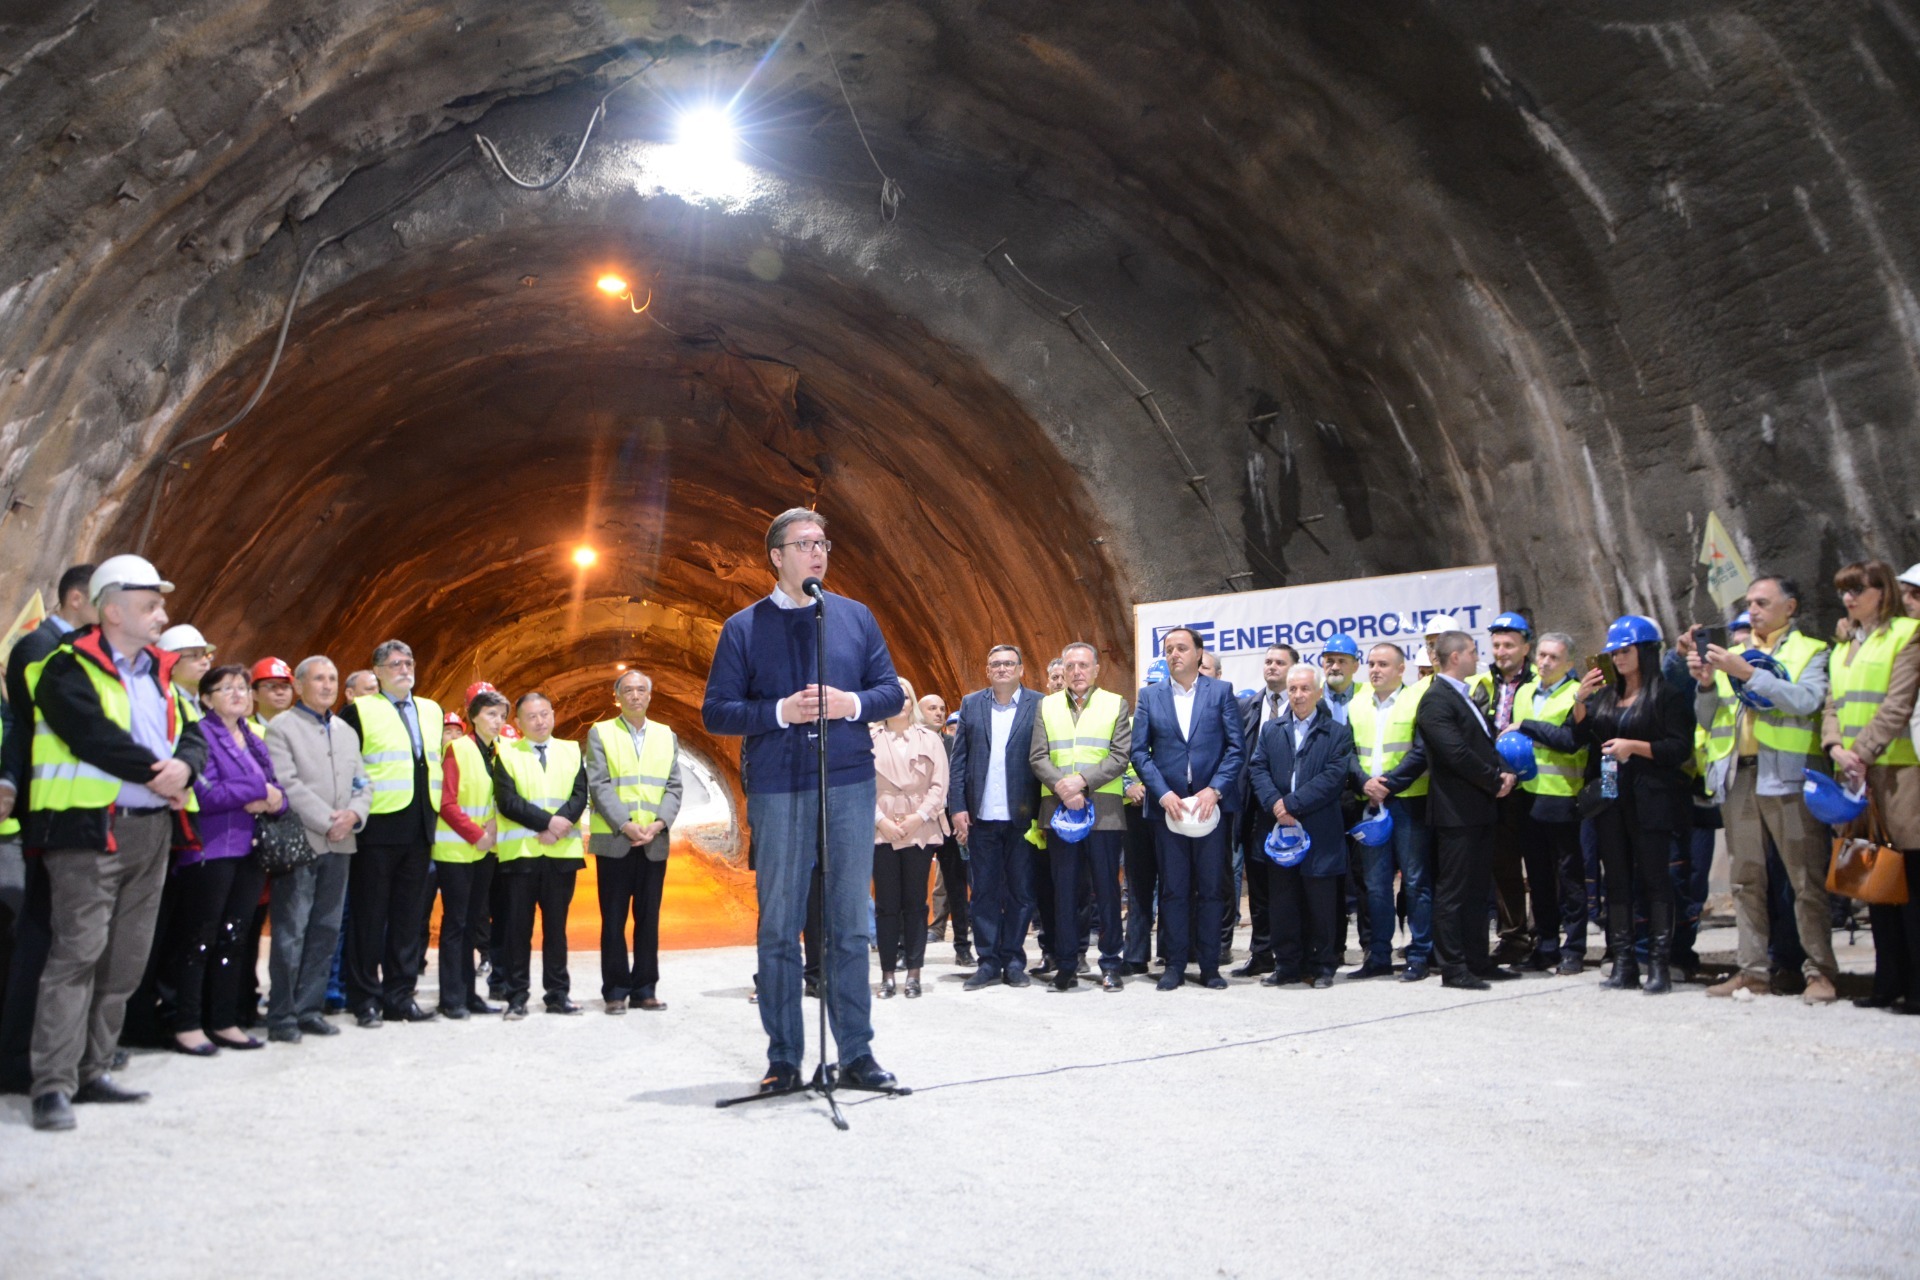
801, 577, 825, 601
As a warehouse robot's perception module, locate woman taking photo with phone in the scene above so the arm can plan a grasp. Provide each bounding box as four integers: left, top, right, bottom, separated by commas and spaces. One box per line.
1823, 560, 1920, 1012
1555, 617, 1695, 993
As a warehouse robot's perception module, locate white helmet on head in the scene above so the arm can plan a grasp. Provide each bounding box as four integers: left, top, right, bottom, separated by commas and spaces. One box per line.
157, 624, 212, 654
88, 554, 174, 604
1421, 613, 1462, 636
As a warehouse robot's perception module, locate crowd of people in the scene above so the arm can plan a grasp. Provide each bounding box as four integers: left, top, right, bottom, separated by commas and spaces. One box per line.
3, 523, 1917, 1129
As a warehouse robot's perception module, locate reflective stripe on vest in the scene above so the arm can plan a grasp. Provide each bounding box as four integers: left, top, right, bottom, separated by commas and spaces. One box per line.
1700, 671, 1738, 770
1746, 630, 1828, 760
432, 735, 498, 864
354, 695, 444, 814
1040, 689, 1127, 796
495, 737, 584, 862
25, 641, 192, 815
1831, 617, 1920, 767
1347, 682, 1428, 799
1512, 678, 1586, 798
587, 718, 678, 836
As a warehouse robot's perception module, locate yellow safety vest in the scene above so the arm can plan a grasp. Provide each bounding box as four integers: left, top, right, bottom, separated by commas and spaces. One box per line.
1039, 688, 1127, 796
1512, 677, 1586, 798
587, 717, 678, 836
1700, 673, 1738, 773
25, 641, 197, 816
1347, 682, 1429, 800
495, 736, 584, 862
433, 735, 497, 864
1830, 617, 1920, 767
1741, 630, 1828, 760
0, 713, 17, 837
355, 694, 444, 814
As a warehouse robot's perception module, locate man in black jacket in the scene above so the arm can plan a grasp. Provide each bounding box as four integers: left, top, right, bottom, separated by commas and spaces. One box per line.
947, 645, 1043, 989
26, 559, 206, 1131
0, 564, 95, 1094
1415, 631, 1516, 991
1230, 644, 1297, 977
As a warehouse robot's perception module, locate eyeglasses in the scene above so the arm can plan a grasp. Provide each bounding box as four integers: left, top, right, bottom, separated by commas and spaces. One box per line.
778, 539, 831, 555
985, 659, 1019, 670
1840, 586, 1873, 598
379, 658, 415, 670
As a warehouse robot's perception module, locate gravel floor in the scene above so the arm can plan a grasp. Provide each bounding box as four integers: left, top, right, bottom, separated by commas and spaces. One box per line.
2, 921, 1916, 1279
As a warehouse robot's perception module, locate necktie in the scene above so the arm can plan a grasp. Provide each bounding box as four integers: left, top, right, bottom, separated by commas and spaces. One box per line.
535, 743, 548, 769
1268, 691, 1281, 720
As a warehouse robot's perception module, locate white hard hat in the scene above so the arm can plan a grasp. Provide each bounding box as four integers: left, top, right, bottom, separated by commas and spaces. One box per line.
1422, 613, 1462, 636
1899, 563, 1920, 589
1165, 797, 1221, 839
89, 554, 174, 604
157, 624, 213, 653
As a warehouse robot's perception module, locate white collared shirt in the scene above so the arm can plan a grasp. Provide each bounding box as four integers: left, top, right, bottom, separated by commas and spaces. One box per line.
1437, 673, 1490, 735
978, 687, 1022, 822
1170, 675, 1198, 740
1261, 687, 1286, 726
1370, 686, 1404, 766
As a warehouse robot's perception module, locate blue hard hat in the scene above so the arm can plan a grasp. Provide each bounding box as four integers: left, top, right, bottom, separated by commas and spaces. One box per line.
1802, 769, 1868, 826
1731, 611, 1752, 630
1348, 805, 1394, 847
1733, 650, 1789, 710
1322, 634, 1361, 659
945, 712, 959, 726
1601, 614, 1663, 654
1145, 657, 1169, 686
1237, 688, 1259, 700
1048, 802, 1095, 843
1496, 729, 1538, 781
1489, 612, 1532, 636
1263, 822, 1311, 867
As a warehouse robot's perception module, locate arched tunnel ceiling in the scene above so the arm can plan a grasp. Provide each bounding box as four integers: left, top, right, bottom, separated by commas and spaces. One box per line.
3, 0, 1919, 755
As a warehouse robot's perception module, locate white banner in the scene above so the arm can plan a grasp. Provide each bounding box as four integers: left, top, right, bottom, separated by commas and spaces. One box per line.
1133, 565, 1503, 693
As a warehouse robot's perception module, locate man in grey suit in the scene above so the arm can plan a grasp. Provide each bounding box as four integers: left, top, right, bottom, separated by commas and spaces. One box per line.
586, 669, 683, 1013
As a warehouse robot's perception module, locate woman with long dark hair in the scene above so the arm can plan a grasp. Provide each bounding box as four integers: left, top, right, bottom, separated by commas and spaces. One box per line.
1823, 560, 1920, 1012
1565, 617, 1696, 993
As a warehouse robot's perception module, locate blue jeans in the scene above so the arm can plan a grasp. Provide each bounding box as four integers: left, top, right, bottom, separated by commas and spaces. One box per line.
966, 819, 1035, 975
749, 778, 877, 1069
1361, 797, 1433, 968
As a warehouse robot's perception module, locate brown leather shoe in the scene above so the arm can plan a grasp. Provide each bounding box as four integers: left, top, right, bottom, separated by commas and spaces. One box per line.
1802, 974, 1838, 1005
1707, 972, 1771, 998
604, 998, 627, 1015
636, 997, 667, 1011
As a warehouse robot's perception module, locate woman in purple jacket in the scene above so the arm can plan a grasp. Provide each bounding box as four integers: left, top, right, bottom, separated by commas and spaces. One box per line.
169, 665, 286, 1054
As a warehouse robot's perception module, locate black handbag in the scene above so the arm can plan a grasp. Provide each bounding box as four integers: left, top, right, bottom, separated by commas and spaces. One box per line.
1574, 778, 1614, 821
252, 808, 321, 876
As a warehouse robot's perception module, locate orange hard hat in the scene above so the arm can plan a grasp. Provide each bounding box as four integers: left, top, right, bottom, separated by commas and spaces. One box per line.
250, 657, 293, 685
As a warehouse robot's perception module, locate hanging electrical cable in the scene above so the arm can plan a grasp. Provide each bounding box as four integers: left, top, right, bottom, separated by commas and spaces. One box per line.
808, 0, 903, 222
473, 55, 661, 190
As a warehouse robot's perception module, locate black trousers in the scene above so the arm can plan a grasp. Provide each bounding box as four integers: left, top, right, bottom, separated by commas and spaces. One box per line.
500, 860, 578, 1007
485, 869, 509, 994
599, 852, 669, 1001
873, 844, 934, 973
1433, 823, 1494, 979
1123, 803, 1162, 966
1534, 818, 1587, 956
1490, 790, 1538, 958
1239, 811, 1274, 965
169, 855, 267, 1033
1050, 829, 1125, 974
435, 855, 496, 1009
932, 837, 970, 947
1594, 801, 1675, 959
0, 856, 52, 1092
345, 839, 432, 1015
1867, 851, 1920, 1002
1269, 863, 1341, 978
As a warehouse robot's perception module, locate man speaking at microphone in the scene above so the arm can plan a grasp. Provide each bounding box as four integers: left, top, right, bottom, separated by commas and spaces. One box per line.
703, 509, 905, 1096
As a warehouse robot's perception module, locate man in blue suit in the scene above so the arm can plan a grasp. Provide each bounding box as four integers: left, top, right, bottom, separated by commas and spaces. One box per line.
1131, 627, 1243, 991
947, 645, 1043, 991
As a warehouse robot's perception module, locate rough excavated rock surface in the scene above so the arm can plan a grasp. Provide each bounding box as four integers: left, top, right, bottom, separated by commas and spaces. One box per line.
2, 0, 1918, 757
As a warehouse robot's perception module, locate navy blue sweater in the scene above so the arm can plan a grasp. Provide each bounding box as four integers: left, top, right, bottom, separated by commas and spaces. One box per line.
702, 591, 905, 795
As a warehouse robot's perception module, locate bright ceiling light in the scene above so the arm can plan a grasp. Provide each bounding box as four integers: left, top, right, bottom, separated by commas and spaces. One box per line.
596, 274, 628, 296
651, 103, 756, 202
572, 546, 598, 568
676, 105, 739, 157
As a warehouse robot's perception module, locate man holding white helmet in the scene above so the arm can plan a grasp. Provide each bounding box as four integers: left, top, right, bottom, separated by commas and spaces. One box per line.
1028, 642, 1133, 991
26, 555, 207, 1131
1129, 627, 1244, 991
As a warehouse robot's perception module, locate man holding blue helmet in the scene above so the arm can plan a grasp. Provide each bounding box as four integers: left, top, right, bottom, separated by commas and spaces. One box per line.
1476, 612, 1548, 967
1347, 643, 1436, 980
1691, 576, 1839, 1003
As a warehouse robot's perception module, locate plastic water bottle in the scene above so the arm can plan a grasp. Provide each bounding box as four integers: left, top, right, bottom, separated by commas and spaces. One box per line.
1600, 755, 1619, 799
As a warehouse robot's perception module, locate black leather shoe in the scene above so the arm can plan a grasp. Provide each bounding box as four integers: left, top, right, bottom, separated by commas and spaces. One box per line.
962, 968, 1001, 991
545, 999, 583, 1016
954, 945, 976, 966
878, 976, 897, 999
268, 1024, 303, 1044
31, 1091, 75, 1131
1555, 956, 1584, 977
1519, 953, 1557, 972
355, 1006, 384, 1029
297, 1014, 341, 1036
1050, 972, 1078, 992
386, 1002, 439, 1023
839, 1054, 898, 1091
1399, 965, 1431, 982
1855, 994, 1898, 1009
1345, 962, 1395, 980
1156, 972, 1184, 991
803, 975, 820, 999
74, 1075, 149, 1104
759, 1061, 802, 1094
502, 1002, 528, 1021
1202, 975, 1229, 990
467, 996, 501, 1016
1101, 971, 1123, 992
1477, 967, 1522, 983
437, 1004, 471, 1020
1033, 956, 1058, 978
1260, 970, 1302, 987
1002, 969, 1032, 988
1310, 975, 1333, 989
1230, 958, 1275, 978
1441, 974, 1491, 991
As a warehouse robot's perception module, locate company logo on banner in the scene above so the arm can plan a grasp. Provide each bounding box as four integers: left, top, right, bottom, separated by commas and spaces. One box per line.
1134, 566, 1503, 692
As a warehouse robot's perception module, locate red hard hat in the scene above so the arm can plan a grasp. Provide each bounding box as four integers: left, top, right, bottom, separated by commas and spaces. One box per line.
464, 680, 498, 704
250, 657, 294, 685
498, 723, 522, 740
444, 711, 465, 729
